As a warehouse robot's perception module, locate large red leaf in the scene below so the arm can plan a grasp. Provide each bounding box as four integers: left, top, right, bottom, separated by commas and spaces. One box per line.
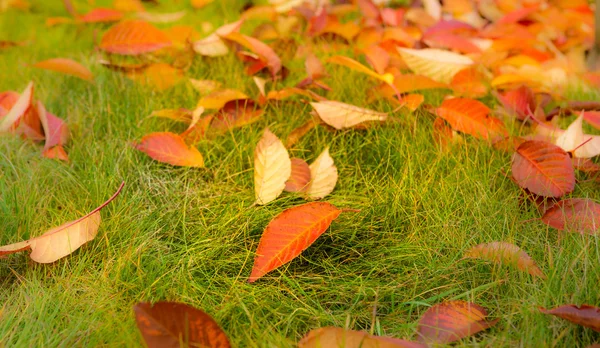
135, 132, 204, 167
541, 198, 600, 235
99, 20, 171, 55
435, 98, 508, 140
511, 140, 575, 197
416, 301, 498, 344
540, 305, 600, 332
248, 202, 342, 282
134, 302, 230, 348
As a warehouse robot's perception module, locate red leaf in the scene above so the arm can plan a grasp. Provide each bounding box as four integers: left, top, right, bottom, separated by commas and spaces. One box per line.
221, 32, 282, 78
541, 198, 600, 235
540, 305, 600, 332
435, 98, 508, 140
495, 85, 536, 121
583, 111, 600, 130
285, 158, 311, 192
99, 20, 171, 55
210, 100, 263, 133
134, 302, 231, 348
249, 202, 342, 282
135, 132, 204, 167
511, 140, 575, 197
417, 301, 498, 344
37, 101, 69, 152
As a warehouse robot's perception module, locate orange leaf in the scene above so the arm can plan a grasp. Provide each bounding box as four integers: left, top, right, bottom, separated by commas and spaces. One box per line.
511, 140, 575, 197
540, 305, 600, 332
0, 81, 33, 132
99, 20, 171, 55
77, 8, 123, 23
285, 158, 311, 193
37, 101, 69, 160
417, 301, 498, 344
327, 55, 394, 84
464, 242, 546, 278
32, 57, 93, 81
248, 202, 342, 282
135, 132, 204, 167
286, 117, 322, 148
311, 101, 387, 130
435, 98, 507, 140
400, 94, 424, 111
450, 68, 488, 99
299, 327, 425, 348
0, 182, 124, 263
197, 89, 249, 110
541, 198, 600, 235
221, 32, 282, 78
134, 301, 231, 348
210, 100, 263, 133
126, 63, 184, 91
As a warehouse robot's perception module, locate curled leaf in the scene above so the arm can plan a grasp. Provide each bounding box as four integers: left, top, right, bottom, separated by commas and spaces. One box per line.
0, 81, 33, 132
540, 305, 600, 332
464, 242, 545, 278
541, 198, 600, 235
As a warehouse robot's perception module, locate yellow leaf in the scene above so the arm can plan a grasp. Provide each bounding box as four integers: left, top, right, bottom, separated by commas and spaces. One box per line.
254, 128, 291, 205
397, 47, 473, 84
306, 147, 338, 200
310, 101, 387, 130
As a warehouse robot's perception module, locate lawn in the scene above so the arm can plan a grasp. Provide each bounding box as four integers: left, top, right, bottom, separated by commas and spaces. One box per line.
1, 0, 600, 347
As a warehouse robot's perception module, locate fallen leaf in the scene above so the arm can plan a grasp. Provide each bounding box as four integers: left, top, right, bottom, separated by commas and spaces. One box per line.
416, 301, 498, 344
126, 63, 184, 91
583, 111, 600, 130
197, 89, 249, 110
77, 8, 123, 23
299, 327, 425, 348
135, 132, 204, 167
189, 79, 222, 95
400, 94, 424, 111
32, 58, 93, 81
327, 55, 394, 84
311, 101, 387, 130
254, 128, 291, 205
495, 85, 536, 121
193, 20, 243, 57
286, 117, 321, 148
464, 242, 545, 278
248, 202, 342, 282
306, 147, 337, 200
99, 20, 171, 55
113, 0, 145, 12
541, 198, 600, 235
37, 101, 69, 160
0, 182, 124, 263
0, 81, 33, 132
435, 98, 508, 140
149, 108, 192, 123
511, 140, 575, 198
555, 113, 600, 158
134, 301, 230, 348
540, 305, 600, 332
450, 67, 488, 99
376, 74, 448, 96
135, 11, 186, 24
221, 32, 282, 78
397, 48, 473, 84
191, 0, 214, 9
210, 99, 263, 133
285, 158, 311, 193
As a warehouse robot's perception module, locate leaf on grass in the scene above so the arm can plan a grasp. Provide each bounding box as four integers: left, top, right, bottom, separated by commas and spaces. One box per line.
327, 55, 394, 84
193, 20, 243, 57
285, 158, 311, 193
0, 182, 124, 263
435, 98, 507, 140
149, 108, 192, 123
306, 147, 337, 200
191, 0, 214, 9
134, 301, 231, 348
37, 101, 69, 161
254, 128, 291, 205
189, 79, 222, 95
126, 63, 184, 91
555, 113, 600, 158
495, 85, 535, 121
221, 32, 282, 78
32, 58, 93, 82
135, 132, 204, 167
210, 99, 263, 133
511, 140, 575, 197
77, 8, 123, 23
541, 198, 600, 235
400, 94, 424, 111
540, 305, 600, 332
310, 101, 387, 130
249, 202, 342, 282
583, 111, 600, 130
197, 89, 249, 110
464, 242, 545, 278
0, 81, 33, 132
99, 20, 171, 55
450, 67, 488, 99
299, 327, 425, 348
416, 301, 498, 344
135, 11, 187, 24
286, 117, 321, 148
397, 48, 473, 84
267, 87, 326, 102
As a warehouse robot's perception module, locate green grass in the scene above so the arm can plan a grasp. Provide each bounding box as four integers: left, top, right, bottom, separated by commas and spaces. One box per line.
1, 1, 600, 347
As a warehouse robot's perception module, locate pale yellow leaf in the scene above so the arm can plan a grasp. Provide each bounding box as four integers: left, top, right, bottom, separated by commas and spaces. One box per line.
193, 20, 242, 56
310, 101, 387, 130
306, 147, 338, 200
397, 47, 473, 84
0, 81, 33, 132
555, 113, 600, 158
254, 128, 291, 205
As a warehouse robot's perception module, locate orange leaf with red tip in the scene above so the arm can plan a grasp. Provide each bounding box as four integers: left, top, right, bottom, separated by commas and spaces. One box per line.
134, 301, 230, 348
511, 140, 575, 198
540, 305, 600, 332
541, 198, 600, 235
249, 202, 343, 282
135, 132, 204, 167
99, 20, 171, 55
435, 98, 507, 140
416, 301, 498, 344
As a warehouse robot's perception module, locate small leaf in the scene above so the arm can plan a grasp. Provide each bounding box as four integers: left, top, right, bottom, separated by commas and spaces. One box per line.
254, 128, 291, 205
495, 85, 535, 121
135, 132, 204, 167
464, 242, 545, 278
37, 101, 69, 160
299, 327, 425, 348
541, 198, 600, 235
99, 20, 171, 55
435, 98, 507, 140
0, 81, 33, 133
77, 8, 123, 23
221, 32, 282, 78
511, 140, 575, 197
249, 202, 342, 282
210, 100, 263, 133
540, 305, 600, 332
311, 101, 387, 130
284, 158, 311, 193
192, 20, 242, 57
0, 182, 124, 263
417, 301, 498, 344
327, 55, 394, 84
197, 89, 249, 110
126, 63, 184, 91
397, 48, 473, 83
306, 147, 338, 200
555, 113, 600, 158
286, 117, 321, 148
32, 58, 94, 81
134, 301, 231, 348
